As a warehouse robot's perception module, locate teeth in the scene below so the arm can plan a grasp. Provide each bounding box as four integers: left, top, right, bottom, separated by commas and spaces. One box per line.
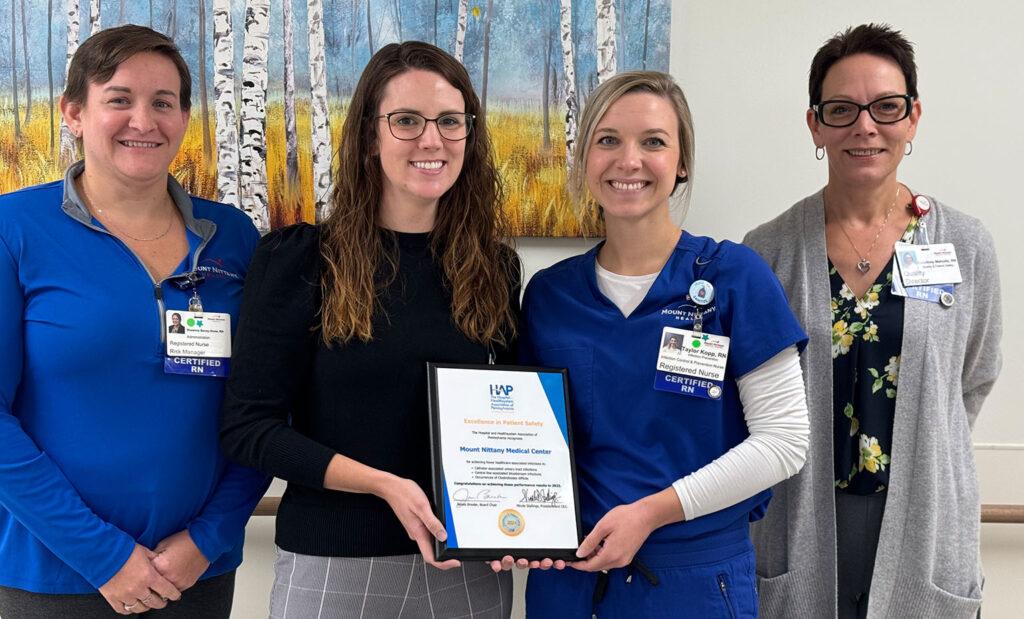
412, 161, 443, 170
610, 180, 646, 191
120, 140, 160, 148
849, 149, 882, 156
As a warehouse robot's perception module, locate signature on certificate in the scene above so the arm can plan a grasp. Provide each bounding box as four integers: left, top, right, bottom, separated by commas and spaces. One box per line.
453, 487, 507, 501
519, 488, 562, 504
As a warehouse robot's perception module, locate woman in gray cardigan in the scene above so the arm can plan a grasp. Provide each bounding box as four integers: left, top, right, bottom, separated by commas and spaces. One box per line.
744, 24, 1001, 619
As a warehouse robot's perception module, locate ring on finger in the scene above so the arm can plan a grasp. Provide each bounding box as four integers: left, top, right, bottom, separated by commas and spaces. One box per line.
123, 601, 138, 612
139, 593, 154, 607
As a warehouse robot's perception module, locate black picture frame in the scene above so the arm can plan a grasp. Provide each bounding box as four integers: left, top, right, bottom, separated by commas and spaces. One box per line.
426, 362, 583, 561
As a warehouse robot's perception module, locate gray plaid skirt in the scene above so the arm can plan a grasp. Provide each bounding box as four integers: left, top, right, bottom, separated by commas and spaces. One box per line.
269, 547, 512, 619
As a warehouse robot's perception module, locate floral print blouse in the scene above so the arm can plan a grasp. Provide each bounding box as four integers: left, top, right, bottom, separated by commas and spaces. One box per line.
831, 218, 917, 494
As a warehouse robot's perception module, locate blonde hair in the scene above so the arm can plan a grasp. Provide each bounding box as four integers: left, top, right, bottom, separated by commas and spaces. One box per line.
569, 71, 695, 218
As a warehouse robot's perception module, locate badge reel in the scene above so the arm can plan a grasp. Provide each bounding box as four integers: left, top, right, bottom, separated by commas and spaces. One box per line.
911, 194, 931, 245
653, 280, 729, 400
164, 275, 232, 378
891, 195, 958, 308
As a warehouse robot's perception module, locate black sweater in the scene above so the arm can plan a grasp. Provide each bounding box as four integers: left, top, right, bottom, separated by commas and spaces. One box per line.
221, 223, 519, 556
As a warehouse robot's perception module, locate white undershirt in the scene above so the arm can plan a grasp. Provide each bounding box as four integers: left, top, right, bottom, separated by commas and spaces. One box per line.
672, 345, 808, 520
594, 262, 659, 317
594, 263, 809, 521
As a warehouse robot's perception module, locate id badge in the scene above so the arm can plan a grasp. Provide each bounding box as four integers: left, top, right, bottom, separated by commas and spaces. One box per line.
653, 326, 729, 400
894, 242, 962, 286
164, 310, 231, 377
891, 256, 956, 306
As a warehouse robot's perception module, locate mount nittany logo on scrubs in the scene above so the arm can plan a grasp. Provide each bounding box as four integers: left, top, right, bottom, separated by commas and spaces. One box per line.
661, 303, 717, 323
489, 384, 515, 413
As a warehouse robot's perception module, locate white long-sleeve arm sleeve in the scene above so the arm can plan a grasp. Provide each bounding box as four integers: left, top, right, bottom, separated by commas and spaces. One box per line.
671, 345, 809, 520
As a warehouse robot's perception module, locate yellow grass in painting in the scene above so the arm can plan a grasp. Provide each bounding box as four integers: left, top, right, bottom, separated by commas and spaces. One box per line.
0, 99, 602, 237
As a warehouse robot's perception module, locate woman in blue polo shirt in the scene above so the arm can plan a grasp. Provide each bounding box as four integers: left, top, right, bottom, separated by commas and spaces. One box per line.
514, 72, 810, 618
0, 26, 266, 618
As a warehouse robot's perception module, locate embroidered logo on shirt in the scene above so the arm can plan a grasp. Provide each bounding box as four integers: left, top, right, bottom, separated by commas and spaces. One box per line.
197, 258, 242, 280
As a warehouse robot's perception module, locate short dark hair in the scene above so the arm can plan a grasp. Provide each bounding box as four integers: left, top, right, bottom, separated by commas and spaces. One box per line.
64, 25, 192, 111
808, 23, 917, 107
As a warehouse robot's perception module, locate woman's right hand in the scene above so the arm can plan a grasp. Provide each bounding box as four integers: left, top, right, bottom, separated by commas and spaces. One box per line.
379, 476, 461, 570
98, 544, 181, 614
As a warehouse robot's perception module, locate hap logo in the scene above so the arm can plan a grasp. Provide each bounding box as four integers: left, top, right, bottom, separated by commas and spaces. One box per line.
489, 384, 514, 396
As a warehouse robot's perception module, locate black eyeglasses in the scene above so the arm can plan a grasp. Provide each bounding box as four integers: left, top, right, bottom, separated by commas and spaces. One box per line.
375, 112, 475, 141
812, 95, 913, 128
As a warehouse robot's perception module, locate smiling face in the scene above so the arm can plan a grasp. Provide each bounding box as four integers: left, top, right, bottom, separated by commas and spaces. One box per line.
808, 53, 921, 188
61, 52, 189, 188
375, 69, 467, 222
585, 92, 685, 224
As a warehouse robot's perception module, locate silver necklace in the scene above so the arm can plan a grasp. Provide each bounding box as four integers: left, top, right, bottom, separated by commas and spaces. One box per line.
830, 186, 901, 274
79, 179, 175, 242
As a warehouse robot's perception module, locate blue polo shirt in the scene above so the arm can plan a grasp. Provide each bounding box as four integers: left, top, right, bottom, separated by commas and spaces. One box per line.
521, 232, 807, 549
0, 164, 268, 593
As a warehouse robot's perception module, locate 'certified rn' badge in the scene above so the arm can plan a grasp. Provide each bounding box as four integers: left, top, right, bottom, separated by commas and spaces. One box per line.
498, 509, 525, 536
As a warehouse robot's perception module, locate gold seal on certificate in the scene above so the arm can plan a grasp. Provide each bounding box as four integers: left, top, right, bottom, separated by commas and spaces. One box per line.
426, 363, 582, 561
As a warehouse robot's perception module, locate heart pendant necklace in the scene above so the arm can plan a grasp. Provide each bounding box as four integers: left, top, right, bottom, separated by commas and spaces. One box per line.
831, 186, 901, 274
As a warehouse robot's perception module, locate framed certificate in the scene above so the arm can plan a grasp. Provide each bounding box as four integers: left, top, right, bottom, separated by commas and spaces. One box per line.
426, 363, 582, 561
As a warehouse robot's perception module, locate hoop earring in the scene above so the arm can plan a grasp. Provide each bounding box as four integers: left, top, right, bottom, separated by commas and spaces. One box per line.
815, 146, 825, 160
905, 141, 913, 156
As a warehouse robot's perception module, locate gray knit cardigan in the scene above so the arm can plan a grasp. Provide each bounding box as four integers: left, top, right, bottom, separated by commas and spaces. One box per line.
743, 189, 1002, 619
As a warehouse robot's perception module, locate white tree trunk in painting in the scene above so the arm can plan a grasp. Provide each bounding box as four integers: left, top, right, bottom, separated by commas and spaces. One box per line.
197, 0, 213, 160
213, 0, 239, 207
89, 0, 101, 34
21, 0, 32, 126
59, 0, 81, 168
240, 0, 271, 232
454, 0, 467, 62
559, 0, 578, 169
308, 0, 333, 221
11, 0, 20, 139
283, 0, 298, 186
595, 0, 616, 83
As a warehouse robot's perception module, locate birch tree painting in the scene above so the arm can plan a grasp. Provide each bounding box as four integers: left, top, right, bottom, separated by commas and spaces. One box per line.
454, 0, 467, 62
595, 0, 616, 83
559, 0, 578, 170
282, 0, 298, 186
239, 0, 271, 232
0, 0, 670, 236
59, 0, 81, 168
212, 0, 239, 206
11, 0, 21, 140
88, 0, 100, 33
307, 0, 333, 220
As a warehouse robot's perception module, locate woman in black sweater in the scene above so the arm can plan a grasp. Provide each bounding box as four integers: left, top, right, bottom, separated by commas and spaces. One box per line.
221, 42, 519, 618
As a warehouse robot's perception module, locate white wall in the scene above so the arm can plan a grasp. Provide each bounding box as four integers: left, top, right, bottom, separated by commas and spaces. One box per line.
234, 2, 1023, 616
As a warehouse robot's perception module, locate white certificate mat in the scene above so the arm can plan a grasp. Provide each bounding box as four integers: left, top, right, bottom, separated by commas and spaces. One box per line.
427, 363, 582, 561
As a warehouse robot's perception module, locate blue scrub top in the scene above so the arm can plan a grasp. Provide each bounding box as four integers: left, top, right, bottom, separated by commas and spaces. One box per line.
521, 231, 807, 547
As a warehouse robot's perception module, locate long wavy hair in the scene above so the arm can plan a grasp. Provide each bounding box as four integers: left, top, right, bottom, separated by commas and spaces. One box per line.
319, 41, 516, 346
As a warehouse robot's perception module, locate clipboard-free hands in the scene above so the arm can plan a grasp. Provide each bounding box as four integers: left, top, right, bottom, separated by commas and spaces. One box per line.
571, 487, 683, 572
324, 453, 461, 570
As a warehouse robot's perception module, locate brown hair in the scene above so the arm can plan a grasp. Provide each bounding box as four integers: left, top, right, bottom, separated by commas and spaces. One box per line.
319, 41, 516, 346
808, 23, 918, 107
569, 71, 695, 218
64, 24, 192, 111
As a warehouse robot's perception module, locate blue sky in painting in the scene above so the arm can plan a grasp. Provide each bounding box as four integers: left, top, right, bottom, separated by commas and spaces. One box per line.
1, 0, 669, 106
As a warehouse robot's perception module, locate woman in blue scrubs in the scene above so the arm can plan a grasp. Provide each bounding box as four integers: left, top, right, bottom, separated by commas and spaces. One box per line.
509, 71, 811, 618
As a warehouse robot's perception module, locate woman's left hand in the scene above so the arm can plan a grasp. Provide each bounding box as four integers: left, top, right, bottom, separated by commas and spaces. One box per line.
571, 489, 684, 573
150, 530, 211, 592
